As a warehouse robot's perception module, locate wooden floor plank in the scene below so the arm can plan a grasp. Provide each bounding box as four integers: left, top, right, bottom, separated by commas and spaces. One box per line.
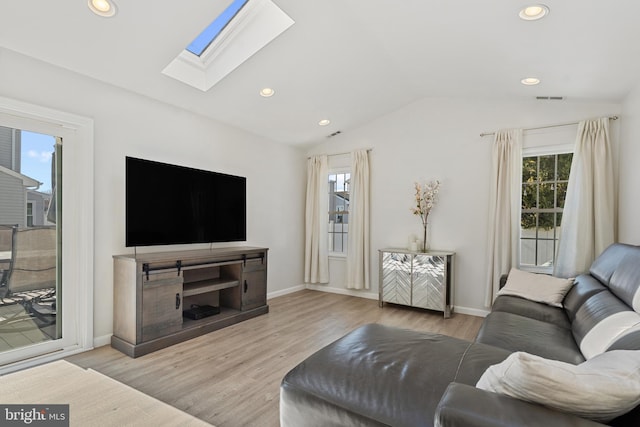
66, 290, 483, 427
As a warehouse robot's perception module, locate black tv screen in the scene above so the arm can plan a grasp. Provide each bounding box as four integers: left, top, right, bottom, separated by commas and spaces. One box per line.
125, 157, 246, 247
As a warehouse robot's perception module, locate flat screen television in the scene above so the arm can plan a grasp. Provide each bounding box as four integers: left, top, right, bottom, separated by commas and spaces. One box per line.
125, 156, 246, 247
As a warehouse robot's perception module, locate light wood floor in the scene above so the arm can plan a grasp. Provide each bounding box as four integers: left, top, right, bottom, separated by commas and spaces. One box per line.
66, 290, 484, 427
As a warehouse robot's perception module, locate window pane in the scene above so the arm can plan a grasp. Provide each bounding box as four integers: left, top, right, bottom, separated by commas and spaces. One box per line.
558, 153, 573, 180
539, 155, 555, 181
333, 233, 343, 252
521, 212, 537, 233
557, 182, 568, 208
537, 239, 555, 266
186, 0, 250, 56
539, 183, 554, 209
522, 157, 537, 182
522, 183, 537, 209
538, 213, 555, 237
520, 239, 536, 265
556, 213, 563, 244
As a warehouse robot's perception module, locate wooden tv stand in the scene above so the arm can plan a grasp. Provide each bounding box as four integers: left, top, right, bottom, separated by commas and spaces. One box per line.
111, 246, 268, 358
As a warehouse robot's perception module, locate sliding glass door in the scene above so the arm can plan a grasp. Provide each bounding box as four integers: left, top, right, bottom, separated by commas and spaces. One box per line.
0, 126, 67, 362
0, 98, 93, 373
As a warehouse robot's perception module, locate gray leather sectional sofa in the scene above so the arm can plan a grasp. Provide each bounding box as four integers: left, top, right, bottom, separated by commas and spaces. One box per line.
280, 243, 640, 426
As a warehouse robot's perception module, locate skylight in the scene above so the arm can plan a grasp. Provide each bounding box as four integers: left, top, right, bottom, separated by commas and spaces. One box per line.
162, 0, 294, 92
186, 0, 249, 56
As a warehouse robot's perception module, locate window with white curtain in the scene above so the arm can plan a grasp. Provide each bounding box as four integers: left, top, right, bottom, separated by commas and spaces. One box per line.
520, 152, 573, 272
328, 170, 350, 254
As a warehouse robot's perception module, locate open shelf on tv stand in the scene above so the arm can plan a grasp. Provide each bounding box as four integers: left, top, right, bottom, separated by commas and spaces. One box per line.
182, 278, 240, 297
111, 246, 269, 358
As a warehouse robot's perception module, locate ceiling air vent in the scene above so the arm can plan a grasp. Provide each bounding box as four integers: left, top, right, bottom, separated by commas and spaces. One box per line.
536, 96, 565, 100
327, 130, 342, 138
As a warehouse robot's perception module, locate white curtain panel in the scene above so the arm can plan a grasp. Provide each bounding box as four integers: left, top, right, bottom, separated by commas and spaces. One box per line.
484, 129, 523, 307
304, 155, 329, 283
346, 149, 370, 289
554, 118, 616, 278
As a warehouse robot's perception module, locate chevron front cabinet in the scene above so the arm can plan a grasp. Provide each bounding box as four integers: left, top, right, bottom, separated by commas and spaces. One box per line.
378, 249, 455, 318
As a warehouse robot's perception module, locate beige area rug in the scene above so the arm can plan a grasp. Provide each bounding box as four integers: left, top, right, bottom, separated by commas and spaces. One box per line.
0, 360, 212, 426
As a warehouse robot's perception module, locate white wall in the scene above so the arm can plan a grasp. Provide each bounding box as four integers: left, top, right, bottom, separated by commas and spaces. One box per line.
307, 97, 621, 315
620, 86, 640, 243
0, 48, 306, 341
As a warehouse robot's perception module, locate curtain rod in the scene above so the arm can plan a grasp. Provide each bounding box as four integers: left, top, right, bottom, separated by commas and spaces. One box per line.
307, 148, 372, 159
479, 115, 619, 137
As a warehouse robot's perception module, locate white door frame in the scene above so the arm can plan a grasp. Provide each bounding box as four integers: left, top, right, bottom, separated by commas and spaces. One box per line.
0, 96, 94, 373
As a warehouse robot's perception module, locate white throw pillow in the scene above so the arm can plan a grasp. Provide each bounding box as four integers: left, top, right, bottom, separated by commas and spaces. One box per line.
497, 268, 574, 307
476, 350, 640, 422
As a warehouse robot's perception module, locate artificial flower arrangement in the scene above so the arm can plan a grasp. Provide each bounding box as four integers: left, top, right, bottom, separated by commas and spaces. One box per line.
411, 180, 440, 252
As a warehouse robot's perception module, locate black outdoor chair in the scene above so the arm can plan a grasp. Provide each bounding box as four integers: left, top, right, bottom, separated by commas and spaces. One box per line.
0, 226, 57, 331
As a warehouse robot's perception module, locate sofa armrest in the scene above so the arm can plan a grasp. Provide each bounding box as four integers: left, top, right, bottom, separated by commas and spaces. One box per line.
434, 383, 606, 427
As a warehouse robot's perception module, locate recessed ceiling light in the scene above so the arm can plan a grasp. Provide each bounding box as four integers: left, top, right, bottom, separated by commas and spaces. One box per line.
318, 119, 331, 126
521, 77, 541, 85
519, 4, 549, 21
259, 88, 275, 97
88, 0, 118, 17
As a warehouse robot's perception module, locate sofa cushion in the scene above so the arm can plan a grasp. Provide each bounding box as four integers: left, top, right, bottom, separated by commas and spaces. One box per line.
453, 341, 512, 385
281, 324, 468, 426
491, 295, 570, 327
608, 250, 640, 311
280, 324, 506, 427
589, 243, 636, 286
476, 311, 584, 364
497, 268, 574, 308
571, 291, 640, 359
563, 274, 608, 323
476, 350, 640, 423
435, 383, 607, 427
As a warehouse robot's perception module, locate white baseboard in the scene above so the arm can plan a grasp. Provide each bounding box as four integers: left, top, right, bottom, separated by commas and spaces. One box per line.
453, 306, 490, 317
93, 334, 112, 348
267, 284, 378, 301
267, 284, 306, 300
305, 284, 378, 300
254, 283, 489, 318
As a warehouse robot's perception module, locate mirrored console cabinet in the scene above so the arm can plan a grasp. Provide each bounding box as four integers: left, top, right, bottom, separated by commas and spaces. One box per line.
379, 249, 455, 318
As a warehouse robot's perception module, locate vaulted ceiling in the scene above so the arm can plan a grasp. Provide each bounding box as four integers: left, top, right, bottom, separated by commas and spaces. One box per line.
1, 1, 639, 145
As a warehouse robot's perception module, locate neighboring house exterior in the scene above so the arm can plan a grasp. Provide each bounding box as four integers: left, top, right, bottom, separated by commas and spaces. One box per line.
27, 190, 52, 226
0, 126, 48, 227
0, 125, 20, 171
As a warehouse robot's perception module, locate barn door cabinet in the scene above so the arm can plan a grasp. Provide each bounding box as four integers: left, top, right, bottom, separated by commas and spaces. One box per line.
112, 246, 268, 357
